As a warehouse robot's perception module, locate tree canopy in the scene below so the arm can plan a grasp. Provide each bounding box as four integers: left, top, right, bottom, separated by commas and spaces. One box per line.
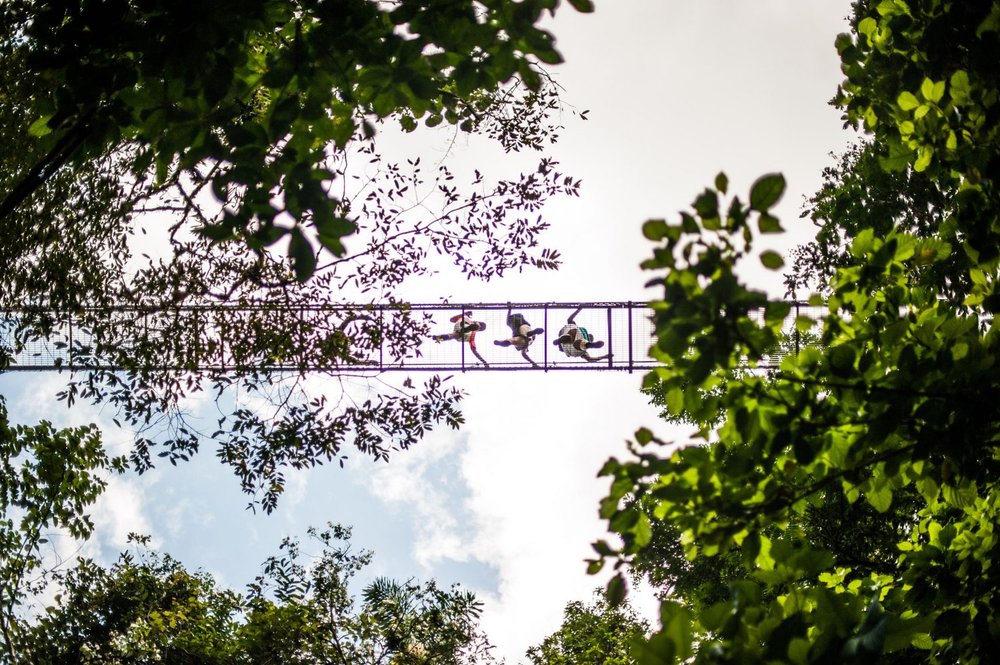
0, 0, 591, 649
525, 591, 649, 665
0, 0, 590, 512
596, 1, 1000, 662
14, 526, 495, 664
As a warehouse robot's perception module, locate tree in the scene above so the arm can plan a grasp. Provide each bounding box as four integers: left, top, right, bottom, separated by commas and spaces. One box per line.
784, 140, 954, 299
635, 339, 921, 615
0, 0, 592, 652
2, 0, 594, 270
0, 0, 592, 514
17, 526, 497, 665
525, 591, 649, 665
0, 398, 121, 660
594, 1, 1000, 663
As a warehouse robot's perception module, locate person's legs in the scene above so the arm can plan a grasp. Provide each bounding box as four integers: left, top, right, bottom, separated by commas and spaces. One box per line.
470, 345, 489, 366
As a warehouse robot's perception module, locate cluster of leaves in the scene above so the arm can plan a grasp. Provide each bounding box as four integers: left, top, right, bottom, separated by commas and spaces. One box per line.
0, 397, 123, 661
525, 591, 650, 665
1, 1, 587, 514
2, 0, 593, 277
595, 1, 1000, 663
14, 526, 495, 664
784, 139, 956, 300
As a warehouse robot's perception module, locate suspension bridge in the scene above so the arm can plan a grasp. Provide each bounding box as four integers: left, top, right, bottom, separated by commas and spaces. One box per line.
0, 302, 817, 374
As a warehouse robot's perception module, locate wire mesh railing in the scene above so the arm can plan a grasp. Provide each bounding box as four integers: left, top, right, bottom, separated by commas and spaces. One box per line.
0, 302, 823, 373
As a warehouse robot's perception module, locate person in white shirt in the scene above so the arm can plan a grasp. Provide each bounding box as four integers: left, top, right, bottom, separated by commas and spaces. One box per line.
553, 307, 610, 362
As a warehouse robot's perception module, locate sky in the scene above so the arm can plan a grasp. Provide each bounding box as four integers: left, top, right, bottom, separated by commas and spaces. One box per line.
1, 1, 856, 661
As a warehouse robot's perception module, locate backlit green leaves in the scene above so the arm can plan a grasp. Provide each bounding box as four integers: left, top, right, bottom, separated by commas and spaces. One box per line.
602, 5, 1000, 663
0, 397, 118, 641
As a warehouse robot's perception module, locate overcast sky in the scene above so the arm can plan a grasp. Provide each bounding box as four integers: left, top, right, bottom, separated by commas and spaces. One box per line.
1, 1, 855, 662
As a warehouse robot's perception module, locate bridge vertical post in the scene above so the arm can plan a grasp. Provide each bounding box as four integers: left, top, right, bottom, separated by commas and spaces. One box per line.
220, 308, 227, 371
627, 301, 633, 374
68, 310, 73, 370
192, 307, 198, 370
459, 308, 465, 372
606, 305, 613, 369
543, 304, 548, 371
378, 305, 384, 371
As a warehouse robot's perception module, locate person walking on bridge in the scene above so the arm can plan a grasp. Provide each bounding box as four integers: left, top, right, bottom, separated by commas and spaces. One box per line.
431, 311, 488, 366
553, 307, 610, 362
494, 306, 544, 367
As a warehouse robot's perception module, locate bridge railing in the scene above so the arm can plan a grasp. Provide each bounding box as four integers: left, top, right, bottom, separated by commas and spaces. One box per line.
0, 302, 823, 373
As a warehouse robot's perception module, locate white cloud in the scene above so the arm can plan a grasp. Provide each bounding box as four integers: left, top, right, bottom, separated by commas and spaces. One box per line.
454, 374, 664, 659
3, 371, 158, 562
365, 428, 475, 569
91, 473, 157, 553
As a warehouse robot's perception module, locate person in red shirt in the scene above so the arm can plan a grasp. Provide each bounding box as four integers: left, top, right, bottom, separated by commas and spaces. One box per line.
431, 311, 488, 366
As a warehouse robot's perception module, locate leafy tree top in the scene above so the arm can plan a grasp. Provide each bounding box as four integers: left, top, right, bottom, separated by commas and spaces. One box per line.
3, 0, 593, 278
594, 1, 1000, 663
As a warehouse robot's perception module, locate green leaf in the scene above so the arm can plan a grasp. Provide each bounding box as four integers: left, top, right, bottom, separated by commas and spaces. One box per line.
828, 344, 856, 373
764, 301, 791, 325
866, 482, 893, 513
399, 115, 417, 132
659, 601, 693, 660
714, 172, 728, 193
914, 146, 934, 172
950, 70, 971, 105
879, 140, 915, 171
757, 213, 784, 234
930, 80, 945, 103
749, 173, 786, 211
978, 4, 1000, 34
28, 115, 53, 137
897, 91, 919, 111
317, 234, 345, 256
795, 315, 814, 333
642, 219, 670, 241
760, 250, 784, 270
288, 228, 317, 282
666, 387, 684, 415
634, 512, 652, 547
606, 573, 627, 607
567, 0, 595, 11
198, 223, 235, 242
693, 189, 719, 220
315, 216, 356, 240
